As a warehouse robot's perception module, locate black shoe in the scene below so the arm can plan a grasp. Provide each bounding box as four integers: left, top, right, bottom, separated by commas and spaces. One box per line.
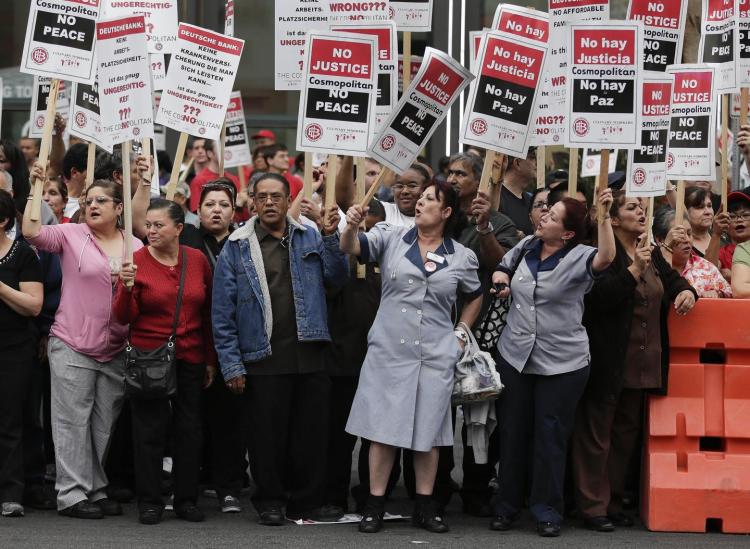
58, 501, 104, 519
489, 514, 512, 531
584, 515, 615, 532
359, 495, 385, 534
258, 507, 285, 526
608, 512, 634, 527
94, 498, 123, 516
139, 506, 162, 525
175, 502, 204, 522
303, 505, 344, 523
537, 521, 561, 537
23, 485, 56, 511
412, 497, 449, 534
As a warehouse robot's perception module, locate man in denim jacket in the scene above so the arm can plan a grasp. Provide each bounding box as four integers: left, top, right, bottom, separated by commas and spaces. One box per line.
212, 173, 348, 525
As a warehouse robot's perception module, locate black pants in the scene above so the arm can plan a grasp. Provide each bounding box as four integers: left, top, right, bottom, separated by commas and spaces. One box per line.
325, 376, 358, 510
244, 372, 330, 517
494, 355, 589, 524
459, 417, 499, 508
105, 400, 135, 493
131, 361, 205, 509
0, 340, 35, 502
202, 371, 245, 499
23, 347, 49, 490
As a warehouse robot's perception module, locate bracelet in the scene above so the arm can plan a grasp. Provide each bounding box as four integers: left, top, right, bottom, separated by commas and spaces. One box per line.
456, 321, 471, 334
476, 221, 494, 235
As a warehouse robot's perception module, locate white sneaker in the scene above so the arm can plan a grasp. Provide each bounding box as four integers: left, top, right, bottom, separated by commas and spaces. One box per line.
2, 502, 24, 517
221, 495, 241, 513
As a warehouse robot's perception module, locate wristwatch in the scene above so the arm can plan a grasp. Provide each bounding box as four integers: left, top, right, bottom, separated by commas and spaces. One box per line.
476, 221, 494, 235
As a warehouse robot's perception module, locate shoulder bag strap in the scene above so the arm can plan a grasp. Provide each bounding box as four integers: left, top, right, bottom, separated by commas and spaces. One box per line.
170, 249, 188, 339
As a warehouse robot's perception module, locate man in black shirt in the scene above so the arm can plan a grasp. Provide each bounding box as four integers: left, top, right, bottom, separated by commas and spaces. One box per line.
500, 147, 537, 236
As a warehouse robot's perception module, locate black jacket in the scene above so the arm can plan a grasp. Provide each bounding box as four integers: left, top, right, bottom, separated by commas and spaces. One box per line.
582, 240, 698, 401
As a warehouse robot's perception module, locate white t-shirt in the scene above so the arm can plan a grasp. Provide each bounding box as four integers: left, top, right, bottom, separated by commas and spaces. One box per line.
382, 201, 415, 228
64, 197, 80, 219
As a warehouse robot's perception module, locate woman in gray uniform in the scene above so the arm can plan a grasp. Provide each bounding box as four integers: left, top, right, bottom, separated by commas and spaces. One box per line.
341, 180, 482, 535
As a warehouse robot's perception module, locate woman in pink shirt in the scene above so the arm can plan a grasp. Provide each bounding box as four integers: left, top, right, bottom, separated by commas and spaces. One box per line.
23, 166, 145, 520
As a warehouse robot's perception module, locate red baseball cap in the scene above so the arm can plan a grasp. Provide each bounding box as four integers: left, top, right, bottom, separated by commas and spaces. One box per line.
252, 129, 275, 141
728, 189, 750, 207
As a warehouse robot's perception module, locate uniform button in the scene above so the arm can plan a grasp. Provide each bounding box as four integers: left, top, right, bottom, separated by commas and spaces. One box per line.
642, 322, 647, 328
422, 281, 426, 285
415, 340, 420, 345
417, 310, 422, 315
408, 279, 413, 284
401, 308, 407, 313
518, 276, 523, 281
400, 339, 405, 344
640, 345, 645, 350
530, 306, 535, 311
516, 304, 521, 309
532, 281, 536, 286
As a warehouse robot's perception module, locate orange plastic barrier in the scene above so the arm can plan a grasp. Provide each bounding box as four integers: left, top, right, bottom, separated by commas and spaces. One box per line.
643, 300, 750, 533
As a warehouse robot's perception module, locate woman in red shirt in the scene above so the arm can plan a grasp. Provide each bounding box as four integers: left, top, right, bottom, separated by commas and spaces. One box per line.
113, 199, 216, 526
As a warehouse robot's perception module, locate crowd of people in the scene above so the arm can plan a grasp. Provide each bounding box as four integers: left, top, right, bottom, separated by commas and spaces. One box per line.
1, 124, 749, 538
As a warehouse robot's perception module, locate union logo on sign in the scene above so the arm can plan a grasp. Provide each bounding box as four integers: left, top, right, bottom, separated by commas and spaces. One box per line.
305, 123, 323, 142
380, 134, 396, 151
586, 159, 594, 169
633, 167, 646, 186
470, 118, 488, 136
666, 153, 674, 170
573, 118, 589, 137
198, 127, 206, 135
35, 115, 45, 129
31, 47, 48, 65
225, 150, 233, 160
133, 127, 141, 136
156, 43, 163, 52
75, 112, 87, 128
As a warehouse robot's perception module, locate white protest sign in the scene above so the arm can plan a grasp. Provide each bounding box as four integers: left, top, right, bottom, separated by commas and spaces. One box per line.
469, 31, 484, 74
297, 31, 377, 156
460, 31, 548, 158
275, 0, 331, 90
152, 92, 167, 151
97, 15, 154, 144
398, 54, 422, 93
390, 1, 433, 32
699, 0, 739, 93
157, 24, 245, 140
731, 90, 750, 117
330, 22, 398, 131
29, 77, 70, 138
369, 48, 474, 173
565, 21, 643, 148
627, 75, 673, 197
581, 148, 618, 177
225, 0, 235, 36
21, 0, 101, 84
149, 53, 166, 90
327, 0, 390, 23
544, 0, 609, 145
627, 0, 688, 73
666, 64, 717, 181
69, 79, 113, 151
102, 0, 179, 53
739, 0, 750, 85
223, 91, 251, 168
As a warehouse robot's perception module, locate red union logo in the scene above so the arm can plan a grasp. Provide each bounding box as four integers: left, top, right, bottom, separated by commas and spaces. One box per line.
35, 115, 45, 129
586, 158, 594, 169
573, 118, 589, 137
470, 118, 487, 136
75, 112, 87, 128
666, 152, 674, 170
632, 167, 646, 186
305, 123, 323, 142
31, 47, 48, 65
380, 134, 396, 151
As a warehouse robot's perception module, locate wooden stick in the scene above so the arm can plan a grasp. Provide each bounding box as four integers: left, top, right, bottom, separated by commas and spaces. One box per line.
218, 123, 227, 176
29, 79, 61, 222
675, 180, 686, 222
402, 32, 412, 90
489, 153, 506, 211
325, 154, 338, 209
360, 167, 390, 208
536, 145, 545, 189
303, 152, 314, 200
568, 148, 579, 196
166, 132, 190, 200
596, 149, 609, 223
479, 150, 497, 194
122, 140, 134, 267
741, 88, 749, 126
645, 196, 655, 247
355, 157, 366, 279
721, 94, 729, 212
85, 142, 96, 188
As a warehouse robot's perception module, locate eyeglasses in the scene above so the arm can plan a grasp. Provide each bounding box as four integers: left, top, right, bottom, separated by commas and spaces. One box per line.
392, 183, 422, 191
255, 193, 286, 204
729, 211, 750, 222
532, 201, 549, 210
84, 196, 118, 207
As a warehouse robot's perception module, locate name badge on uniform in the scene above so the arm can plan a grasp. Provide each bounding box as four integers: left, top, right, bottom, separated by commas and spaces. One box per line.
426, 252, 445, 264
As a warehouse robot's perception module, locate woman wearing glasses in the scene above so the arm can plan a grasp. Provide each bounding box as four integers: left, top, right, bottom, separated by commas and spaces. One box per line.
23, 167, 145, 520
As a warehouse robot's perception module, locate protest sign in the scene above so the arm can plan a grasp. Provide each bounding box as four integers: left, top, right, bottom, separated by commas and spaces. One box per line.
543, 0, 609, 145
627, 75, 673, 197
330, 22, 398, 130
390, 1, 433, 32
739, 0, 750, 86
21, 0, 101, 84
327, 0, 390, 23
666, 64, 717, 181
223, 91, 251, 168
627, 0, 687, 72
565, 21, 643, 148
152, 92, 167, 151
699, 0, 739, 93
69, 79, 113, 151
296, 31, 377, 157
225, 0, 235, 36
731, 90, 750, 117
97, 15, 154, 144
29, 77, 69, 138
149, 53, 166, 90
102, 0, 179, 53
275, 0, 331, 90
460, 31, 548, 158
156, 24, 245, 140
469, 31, 484, 74
398, 54, 421, 92
581, 148, 618, 177
369, 48, 473, 173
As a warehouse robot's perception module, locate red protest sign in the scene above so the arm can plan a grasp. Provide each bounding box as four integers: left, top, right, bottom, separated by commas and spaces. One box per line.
416, 57, 465, 106
309, 38, 373, 79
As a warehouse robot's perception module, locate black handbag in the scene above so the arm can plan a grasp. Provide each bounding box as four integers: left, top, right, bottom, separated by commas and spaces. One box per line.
124, 250, 187, 399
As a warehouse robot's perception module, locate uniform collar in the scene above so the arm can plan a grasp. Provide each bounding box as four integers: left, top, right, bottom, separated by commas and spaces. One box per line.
402, 226, 453, 277
402, 225, 455, 254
